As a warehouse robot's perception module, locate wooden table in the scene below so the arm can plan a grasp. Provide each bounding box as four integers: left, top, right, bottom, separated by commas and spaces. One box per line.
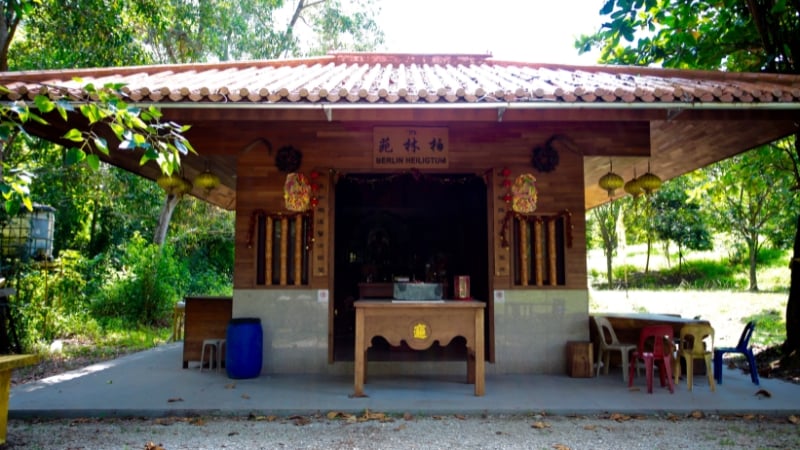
0, 354, 39, 444
590, 312, 712, 374
595, 312, 711, 345
354, 300, 485, 397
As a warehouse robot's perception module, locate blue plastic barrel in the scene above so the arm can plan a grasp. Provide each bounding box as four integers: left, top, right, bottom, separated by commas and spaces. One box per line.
225, 318, 263, 379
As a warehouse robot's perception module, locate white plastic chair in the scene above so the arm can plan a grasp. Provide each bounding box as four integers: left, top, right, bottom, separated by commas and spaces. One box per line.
593, 316, 637, 383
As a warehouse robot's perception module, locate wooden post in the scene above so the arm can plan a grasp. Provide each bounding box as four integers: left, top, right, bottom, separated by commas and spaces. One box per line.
534, 219, 544, 286
280, 217, 289, 285
294, 215, 303, 286
519, 218, 529, 286
265, 217, 274, 286
548, 218, 557, 285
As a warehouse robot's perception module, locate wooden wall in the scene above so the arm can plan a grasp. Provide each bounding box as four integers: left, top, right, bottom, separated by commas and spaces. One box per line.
234, 121, 588, 291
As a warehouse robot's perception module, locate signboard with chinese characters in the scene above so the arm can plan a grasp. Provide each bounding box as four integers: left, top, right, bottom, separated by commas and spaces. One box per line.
373, 127, 449, 169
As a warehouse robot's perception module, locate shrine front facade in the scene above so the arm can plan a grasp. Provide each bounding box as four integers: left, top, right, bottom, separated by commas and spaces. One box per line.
2, 53, 799, 376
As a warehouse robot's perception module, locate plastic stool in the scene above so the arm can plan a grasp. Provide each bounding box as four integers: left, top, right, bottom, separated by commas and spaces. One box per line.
200, 338, 225, 372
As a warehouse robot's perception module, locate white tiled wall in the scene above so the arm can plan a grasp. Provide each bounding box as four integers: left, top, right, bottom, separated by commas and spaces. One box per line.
233, 288, 589, 375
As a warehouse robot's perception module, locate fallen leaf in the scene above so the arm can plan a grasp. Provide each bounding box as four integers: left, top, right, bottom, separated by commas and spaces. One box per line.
167, 397, 183, 403
583, 425, 597, 430
531, 421, 550, 429
228, 431, 239, 437
327, 411, 341, 420
189, 418, 206, 426
394, 424, 407, 431
291, 415, 311, 426
755, 389, 772, 398
552, 444, 571, 450
789, 415, 799, 424
689, 410, 704, 419
403, 412, 414, 421
240, 394, 250, 400
144, 442, 165, 450
455, 414, 466, 420
609, 413, 631, 422
225, 383, 236, 390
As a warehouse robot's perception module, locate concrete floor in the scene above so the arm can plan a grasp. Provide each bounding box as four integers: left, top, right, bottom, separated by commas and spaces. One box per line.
9, 342, 799, 419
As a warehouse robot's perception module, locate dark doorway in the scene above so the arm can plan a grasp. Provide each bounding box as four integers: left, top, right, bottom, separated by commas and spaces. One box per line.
333, 173, 488, 361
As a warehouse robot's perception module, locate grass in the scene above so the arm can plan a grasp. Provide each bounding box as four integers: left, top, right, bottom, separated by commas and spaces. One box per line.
588, 244, 791, 292
744, 309, 786, 347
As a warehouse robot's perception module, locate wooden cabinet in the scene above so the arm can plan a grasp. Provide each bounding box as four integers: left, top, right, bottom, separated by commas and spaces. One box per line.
182, 296, 232, 368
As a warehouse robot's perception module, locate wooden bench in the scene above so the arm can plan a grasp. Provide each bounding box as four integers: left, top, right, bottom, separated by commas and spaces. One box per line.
0, 354, 39, 444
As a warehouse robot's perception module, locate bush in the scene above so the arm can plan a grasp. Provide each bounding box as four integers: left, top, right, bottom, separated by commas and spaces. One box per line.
604, 259, 745, 290
91, 233, 188, 327
9, 251, 98, 351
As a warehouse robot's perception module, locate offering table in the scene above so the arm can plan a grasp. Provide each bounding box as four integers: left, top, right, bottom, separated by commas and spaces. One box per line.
353, 300, 485, 397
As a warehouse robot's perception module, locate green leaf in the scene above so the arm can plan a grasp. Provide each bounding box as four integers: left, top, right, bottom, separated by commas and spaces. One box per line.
93, 137, 109, 154
62, 128, 84, 142
79, 103, 103, 124
65, 147, 87, 165
34, 95, 55, 113
139, 148, 160, 165
86, 154, 101, 171
21, 195, 33, 212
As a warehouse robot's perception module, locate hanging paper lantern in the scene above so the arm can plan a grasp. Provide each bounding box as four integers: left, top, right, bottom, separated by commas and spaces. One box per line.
156, 174, 182, 192
624, 176, 643, 198
511, 174, 537, 213
284, 173, 311, 212
174, 177, 193, 196
638, 171, 662, 195
598, 171, 624, 196
194, 170, 220, 192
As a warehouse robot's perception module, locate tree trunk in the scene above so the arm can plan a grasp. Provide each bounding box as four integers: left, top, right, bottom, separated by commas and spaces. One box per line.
153, 193, 180, 246
785, 214, 800, 353
748, 238, 759, 292
605, 250, 613, 287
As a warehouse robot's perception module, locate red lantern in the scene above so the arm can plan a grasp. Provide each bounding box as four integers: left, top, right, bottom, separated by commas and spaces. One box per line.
501, 167, 511, 178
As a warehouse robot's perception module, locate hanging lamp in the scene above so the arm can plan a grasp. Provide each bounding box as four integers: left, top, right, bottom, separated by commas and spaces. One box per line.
598, 159, 624, 197
194, 162, 221, 193
638, 161, 662, 195
624, 168, 643, 198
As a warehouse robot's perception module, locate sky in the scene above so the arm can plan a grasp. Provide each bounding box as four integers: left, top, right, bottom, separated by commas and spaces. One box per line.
377, 0, 605, 64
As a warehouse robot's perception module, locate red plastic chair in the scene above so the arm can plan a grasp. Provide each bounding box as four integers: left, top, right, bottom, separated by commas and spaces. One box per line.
628, 324, 675, 394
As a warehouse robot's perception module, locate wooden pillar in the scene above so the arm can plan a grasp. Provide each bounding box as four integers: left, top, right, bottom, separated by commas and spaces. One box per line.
548, 218, 557, 286
265, 217, 274, 286
534, 219, 544, 286
519, 217, 529, 286
294, 215, 303, 286
280, 217, 289, 285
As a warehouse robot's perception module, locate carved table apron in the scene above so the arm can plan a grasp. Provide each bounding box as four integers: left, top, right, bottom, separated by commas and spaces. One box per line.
353, 300, 485, 397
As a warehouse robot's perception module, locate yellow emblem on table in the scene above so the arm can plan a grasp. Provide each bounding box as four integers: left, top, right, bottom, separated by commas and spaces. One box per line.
412, 322, 429, 340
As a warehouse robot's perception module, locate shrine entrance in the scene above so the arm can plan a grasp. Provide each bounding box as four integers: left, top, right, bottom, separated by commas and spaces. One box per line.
332, 173, 489, 361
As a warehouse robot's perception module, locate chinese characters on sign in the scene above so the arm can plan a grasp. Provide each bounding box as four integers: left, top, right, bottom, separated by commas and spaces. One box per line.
373, 127, 449, 169
412, 322, 430, 340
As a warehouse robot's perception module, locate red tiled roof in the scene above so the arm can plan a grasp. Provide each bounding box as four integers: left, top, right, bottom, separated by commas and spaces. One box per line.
2, 53, 800, 106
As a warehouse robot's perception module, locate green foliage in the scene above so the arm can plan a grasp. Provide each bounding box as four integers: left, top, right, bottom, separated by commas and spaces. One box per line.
744, 309, 786, 347
91, 233, 189, 327
10, 250, 95, 349
650, 179, 713, 267
578, 0, 797, 73
604, 258, 745, 290
0, 83, 193, 214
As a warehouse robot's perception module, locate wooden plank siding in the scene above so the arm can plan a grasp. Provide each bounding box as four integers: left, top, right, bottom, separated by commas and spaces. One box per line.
234, 120, 587, 292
